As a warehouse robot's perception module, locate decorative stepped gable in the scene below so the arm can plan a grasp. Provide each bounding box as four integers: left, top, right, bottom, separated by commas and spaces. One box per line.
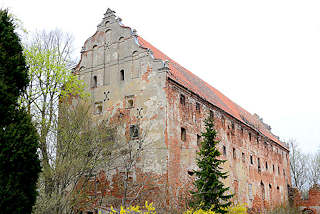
75, 8, 287, 150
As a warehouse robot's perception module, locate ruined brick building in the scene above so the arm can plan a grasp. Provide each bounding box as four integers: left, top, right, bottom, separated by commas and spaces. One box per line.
74, 9, 291, 211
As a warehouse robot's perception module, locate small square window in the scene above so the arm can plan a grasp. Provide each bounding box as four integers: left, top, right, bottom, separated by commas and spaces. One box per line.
180, 94, 185, 105
125, 95, 134, 108
130, 125, 139, 139
95, 102, 102, 114
181, 127, 186, 141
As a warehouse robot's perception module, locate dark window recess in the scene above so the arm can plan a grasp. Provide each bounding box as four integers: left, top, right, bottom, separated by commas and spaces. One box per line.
269, 184, 272, 189
197, 134, 201, 147
258, 158, 261, 172
88, 212, 93, 214
266, 162, 268, 170
120, 69, 125, 81
249, 133, 252, 141
232, 123, 235, 130
233, 148, 236, 159
128, 99, 133, 108
196, 102, 200, 113
278, 166, 280, 175
93, 76, 97, 88
181, 127, 186, 141
242, 152, 245, 163
187, 170, 194, 176
256, 136, 259, 143
241, 128, 244, 136
210, 110, 214, 119
180, 94, 185, 105
250, 155, 253, 165
273, 164, 275, 172
130, 125, 139, 139
223, 146, 227, 156
277, 186, 280, 190
283, 169, 286, 176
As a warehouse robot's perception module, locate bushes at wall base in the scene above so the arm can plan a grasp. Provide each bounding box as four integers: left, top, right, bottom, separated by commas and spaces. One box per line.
184, 204, 247, 214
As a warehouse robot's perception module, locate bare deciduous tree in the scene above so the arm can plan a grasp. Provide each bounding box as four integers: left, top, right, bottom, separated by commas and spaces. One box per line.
289, 139, 309, 191
33, 101, 115, 214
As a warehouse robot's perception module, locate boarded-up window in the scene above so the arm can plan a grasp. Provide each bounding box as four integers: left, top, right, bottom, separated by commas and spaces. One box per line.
248, 184, 253, 200
131, 51, 140, 79
104, 68, 110, 85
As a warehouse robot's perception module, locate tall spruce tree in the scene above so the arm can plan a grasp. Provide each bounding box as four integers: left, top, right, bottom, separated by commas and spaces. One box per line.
0, 9, 41, 213
190, 118, 233, 213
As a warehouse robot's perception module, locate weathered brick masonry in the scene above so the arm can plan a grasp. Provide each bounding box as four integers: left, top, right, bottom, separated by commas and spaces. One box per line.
74, 9, 291, 211
290, 185, 320, 214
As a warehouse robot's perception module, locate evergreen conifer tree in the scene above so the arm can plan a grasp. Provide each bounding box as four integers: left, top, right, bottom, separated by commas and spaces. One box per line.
190, 118, 233, 213
0, 9, 41, 213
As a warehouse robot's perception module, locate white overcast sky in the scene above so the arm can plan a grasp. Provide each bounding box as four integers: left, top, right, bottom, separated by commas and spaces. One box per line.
2, 0, 320, 153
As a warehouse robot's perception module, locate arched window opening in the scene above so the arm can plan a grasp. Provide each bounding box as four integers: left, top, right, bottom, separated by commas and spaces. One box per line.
93, 76, 97, 88
120, 69, 124, 81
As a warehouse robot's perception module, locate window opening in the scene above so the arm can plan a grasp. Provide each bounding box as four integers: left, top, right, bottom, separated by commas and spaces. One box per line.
120, 69, 125, 81
258, 158, 261, 172
273, 164, 275, 172
233, 148, 236, 159
223, 146, 226, 156
210, 110, 214, 119
242, 152, 245, 163
196, 102, 200, 113
180, 94, 185, 105
266, 161, 268, 170
181, 127, 186, 141
250, 155, 253, 164
93, 76, 97, 88
197, 134, 201, 147
249, 132, 252, 141
130, 125, 139, 139
278, 166, 280, 175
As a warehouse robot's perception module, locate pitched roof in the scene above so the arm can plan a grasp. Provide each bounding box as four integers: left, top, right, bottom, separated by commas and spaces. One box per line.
137, 36, 286, 149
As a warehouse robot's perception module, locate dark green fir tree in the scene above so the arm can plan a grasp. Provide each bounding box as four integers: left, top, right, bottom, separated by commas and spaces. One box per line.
190, 118, 233, 213
0, 9, 41, 213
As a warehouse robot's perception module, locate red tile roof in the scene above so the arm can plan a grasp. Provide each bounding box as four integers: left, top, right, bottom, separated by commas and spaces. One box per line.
138, 36, 286, 149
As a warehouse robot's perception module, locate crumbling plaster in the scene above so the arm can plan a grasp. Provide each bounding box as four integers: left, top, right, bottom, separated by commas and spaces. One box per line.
74, 9, 291, 211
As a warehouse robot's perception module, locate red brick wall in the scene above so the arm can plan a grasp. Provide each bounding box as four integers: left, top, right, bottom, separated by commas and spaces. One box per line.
293, 185, 320, 214
165, 79, 291, 210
